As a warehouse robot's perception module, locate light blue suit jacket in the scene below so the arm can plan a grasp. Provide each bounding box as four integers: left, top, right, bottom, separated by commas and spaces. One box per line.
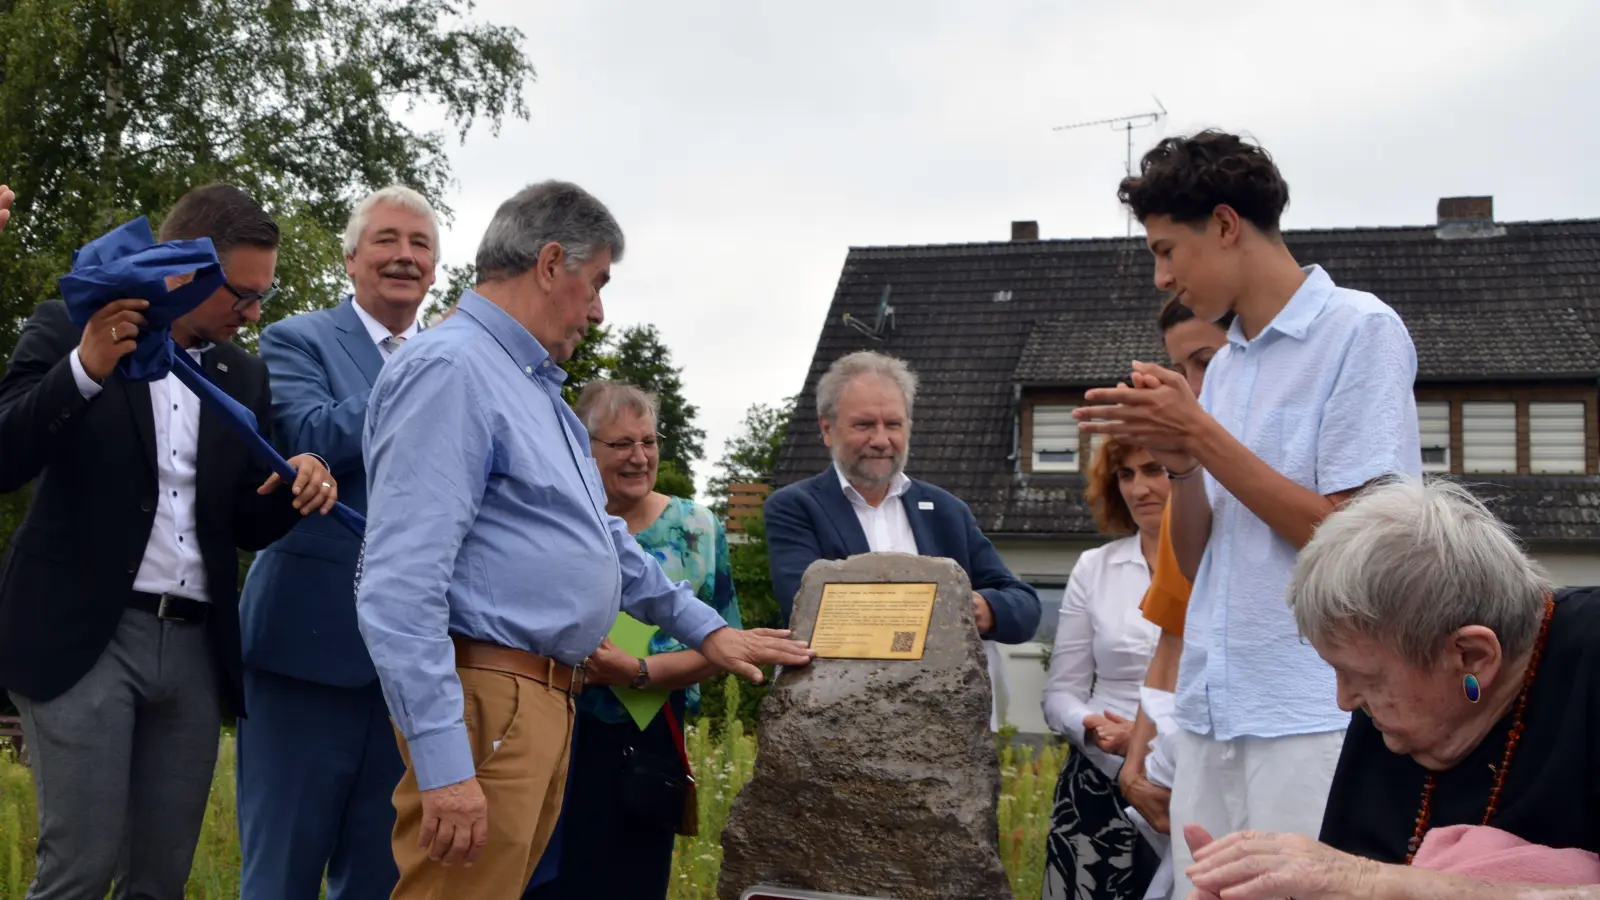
238, 298, 388, 687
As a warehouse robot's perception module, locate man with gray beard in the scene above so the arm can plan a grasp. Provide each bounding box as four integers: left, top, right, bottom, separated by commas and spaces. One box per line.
764, 350, 1042, 729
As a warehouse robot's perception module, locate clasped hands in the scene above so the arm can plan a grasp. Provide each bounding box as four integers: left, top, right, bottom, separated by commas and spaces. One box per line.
1075, 361, 1209, 474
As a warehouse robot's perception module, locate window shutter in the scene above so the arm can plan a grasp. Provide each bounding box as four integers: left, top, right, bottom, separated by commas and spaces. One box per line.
1462, 402, 1517, 474
1032, 404, 1080, 473
1529, 402, 1587, 475
1418, 401, 1451, 473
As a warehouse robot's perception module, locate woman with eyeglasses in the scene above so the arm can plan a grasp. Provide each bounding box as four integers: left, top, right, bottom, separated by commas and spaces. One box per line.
524, 379, 743, 900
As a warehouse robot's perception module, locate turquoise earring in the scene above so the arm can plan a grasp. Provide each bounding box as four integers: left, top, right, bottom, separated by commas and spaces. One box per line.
1464, 673, 1482, 703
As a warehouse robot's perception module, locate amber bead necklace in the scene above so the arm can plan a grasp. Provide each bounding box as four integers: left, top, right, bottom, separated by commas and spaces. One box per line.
1404, 596, 1556, 865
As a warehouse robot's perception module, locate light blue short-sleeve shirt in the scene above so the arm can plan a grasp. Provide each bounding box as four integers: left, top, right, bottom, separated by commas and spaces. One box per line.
1176, 265, 1423, 740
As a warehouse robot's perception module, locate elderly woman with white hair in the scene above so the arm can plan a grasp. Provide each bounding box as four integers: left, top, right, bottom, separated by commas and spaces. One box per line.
1183, 477, 1600, 899
525, 380, 745, 900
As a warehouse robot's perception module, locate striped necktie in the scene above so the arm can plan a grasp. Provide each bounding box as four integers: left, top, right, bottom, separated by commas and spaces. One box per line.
380, 334, 407, 356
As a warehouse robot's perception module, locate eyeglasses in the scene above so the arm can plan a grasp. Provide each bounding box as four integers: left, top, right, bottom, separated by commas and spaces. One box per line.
592, 435, 660, 453
222, 279, 280, 312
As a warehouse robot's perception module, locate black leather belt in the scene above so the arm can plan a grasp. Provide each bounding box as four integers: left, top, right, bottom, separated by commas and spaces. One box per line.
129, 591, 208, 624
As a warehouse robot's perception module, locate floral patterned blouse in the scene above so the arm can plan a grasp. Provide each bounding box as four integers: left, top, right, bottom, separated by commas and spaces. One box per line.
579, 496, 742, 725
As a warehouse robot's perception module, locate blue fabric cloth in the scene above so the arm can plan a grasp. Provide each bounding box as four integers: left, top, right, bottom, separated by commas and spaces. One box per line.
58, 217, 223, 382
355, 289, 728, 792
55, 217, 366, 538
764, 470, 1043, 644
1178, 265, 1422, 740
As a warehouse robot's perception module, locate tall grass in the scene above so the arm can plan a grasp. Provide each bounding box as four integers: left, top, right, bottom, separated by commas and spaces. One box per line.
0, 679, 1063, 899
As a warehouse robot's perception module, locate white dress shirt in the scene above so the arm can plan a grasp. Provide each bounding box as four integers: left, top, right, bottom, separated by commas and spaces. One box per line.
1041, 534, 1160, 778
834, 465, 1010, 732
352, 298, 420, 357
70, 345, 210, 602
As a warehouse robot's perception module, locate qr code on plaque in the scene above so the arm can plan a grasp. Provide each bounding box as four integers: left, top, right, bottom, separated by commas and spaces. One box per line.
890, 631, 915, 653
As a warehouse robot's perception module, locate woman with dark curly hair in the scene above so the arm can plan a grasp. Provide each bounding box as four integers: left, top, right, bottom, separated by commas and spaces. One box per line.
1041, 436, 1172, 899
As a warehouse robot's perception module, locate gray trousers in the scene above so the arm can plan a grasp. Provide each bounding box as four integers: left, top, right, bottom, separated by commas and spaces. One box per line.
10, 608, 222, 900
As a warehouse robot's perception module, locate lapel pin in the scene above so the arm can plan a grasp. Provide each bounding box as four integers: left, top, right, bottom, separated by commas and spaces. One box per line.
918, 500, 934, 510
217, 363, 229, 372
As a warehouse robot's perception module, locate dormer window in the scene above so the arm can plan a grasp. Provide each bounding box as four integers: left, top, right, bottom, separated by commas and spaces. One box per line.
1031, 404, 1080, 473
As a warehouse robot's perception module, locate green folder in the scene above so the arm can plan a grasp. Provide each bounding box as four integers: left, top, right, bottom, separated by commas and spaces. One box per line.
606, 612, 672, 730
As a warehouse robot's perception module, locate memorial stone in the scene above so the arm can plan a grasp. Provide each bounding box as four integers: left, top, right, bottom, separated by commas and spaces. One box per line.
718, 552, 1013, 900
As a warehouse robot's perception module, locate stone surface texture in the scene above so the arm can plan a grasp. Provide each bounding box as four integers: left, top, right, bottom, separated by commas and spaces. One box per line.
718, 552, 1012, 900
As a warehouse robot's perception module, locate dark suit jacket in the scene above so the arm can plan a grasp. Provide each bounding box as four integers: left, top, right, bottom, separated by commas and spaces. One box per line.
238, 299, 384, 688
0, 299, 303, 713
764, 470, 1042, 644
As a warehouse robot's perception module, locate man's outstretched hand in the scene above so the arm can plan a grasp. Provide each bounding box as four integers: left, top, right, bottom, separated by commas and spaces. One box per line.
700, 627, 815, 683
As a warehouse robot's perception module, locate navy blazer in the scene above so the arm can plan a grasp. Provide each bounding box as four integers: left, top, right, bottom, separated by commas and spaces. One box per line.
238, 298, 388, 688
764, 470, 1042, 645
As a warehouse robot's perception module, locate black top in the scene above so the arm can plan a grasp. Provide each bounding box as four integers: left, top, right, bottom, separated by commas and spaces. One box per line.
0, 299, 302, 714
1320, 586, 1600, 862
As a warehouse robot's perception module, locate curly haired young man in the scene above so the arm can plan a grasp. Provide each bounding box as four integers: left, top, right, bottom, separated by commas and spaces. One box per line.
1076, 130, 1423, 898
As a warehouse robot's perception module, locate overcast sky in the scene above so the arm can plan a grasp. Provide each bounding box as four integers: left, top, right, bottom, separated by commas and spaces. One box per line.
422, 0, 1600, 494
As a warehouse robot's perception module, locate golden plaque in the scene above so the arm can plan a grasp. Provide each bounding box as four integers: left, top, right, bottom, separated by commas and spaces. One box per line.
810, 582, 937, 660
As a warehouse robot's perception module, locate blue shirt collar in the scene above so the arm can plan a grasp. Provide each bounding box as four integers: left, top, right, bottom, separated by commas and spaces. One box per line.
455, 289, 567, 385
1227, 264, 1333, 346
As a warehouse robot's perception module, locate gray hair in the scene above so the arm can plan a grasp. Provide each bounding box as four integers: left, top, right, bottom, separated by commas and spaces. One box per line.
1289, 477, 1551, 665
342, 185, 440, 256
816, 351, 919, 422
575, 380, 658, 436
475, 180, 624, 281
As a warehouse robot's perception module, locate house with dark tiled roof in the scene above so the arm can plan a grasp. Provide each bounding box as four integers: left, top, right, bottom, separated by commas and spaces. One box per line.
773, 197, 1600, 734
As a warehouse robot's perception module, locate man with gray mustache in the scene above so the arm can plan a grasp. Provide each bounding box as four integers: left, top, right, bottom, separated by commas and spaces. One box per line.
764, 351, 1042, 730
235, 185, 441, 900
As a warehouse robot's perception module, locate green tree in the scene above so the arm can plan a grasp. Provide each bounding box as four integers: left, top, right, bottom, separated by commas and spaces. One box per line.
610, 325, 704, 483
558, 324, 616, 407
706, 394, 799, 518
653, 461, 695, 500
0, 0, 535, 554
686, 395, 799, 734
423, 261, 478, 323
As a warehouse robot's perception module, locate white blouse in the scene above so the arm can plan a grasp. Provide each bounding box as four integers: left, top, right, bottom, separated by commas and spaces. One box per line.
1041, 534, 1161, 779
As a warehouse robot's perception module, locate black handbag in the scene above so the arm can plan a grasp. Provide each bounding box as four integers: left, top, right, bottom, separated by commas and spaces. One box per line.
619, 704, 698, 836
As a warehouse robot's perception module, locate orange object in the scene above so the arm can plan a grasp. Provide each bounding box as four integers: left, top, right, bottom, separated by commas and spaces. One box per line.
1139, 506, 1191, 637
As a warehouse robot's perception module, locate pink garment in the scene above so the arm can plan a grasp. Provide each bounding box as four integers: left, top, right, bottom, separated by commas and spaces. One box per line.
1413, 825, 1600, 885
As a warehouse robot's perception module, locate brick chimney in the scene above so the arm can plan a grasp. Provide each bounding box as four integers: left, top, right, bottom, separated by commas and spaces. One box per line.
1438, 196, 1493, 224
1435, 196, 1504, 240
1011, 220, 1039, 242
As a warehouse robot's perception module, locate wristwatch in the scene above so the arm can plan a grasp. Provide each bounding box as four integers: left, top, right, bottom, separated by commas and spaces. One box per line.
631, 657, 651, 689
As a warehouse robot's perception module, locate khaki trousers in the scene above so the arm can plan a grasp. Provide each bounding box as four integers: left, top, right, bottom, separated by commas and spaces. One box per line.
390, 667, 575, 900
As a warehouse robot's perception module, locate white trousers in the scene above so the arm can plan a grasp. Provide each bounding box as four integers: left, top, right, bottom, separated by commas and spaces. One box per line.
1168, 728, 1345, 899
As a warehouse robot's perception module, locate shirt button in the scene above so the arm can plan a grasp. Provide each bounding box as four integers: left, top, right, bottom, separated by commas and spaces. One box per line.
543, 360, 551, 368
524, 366, 533, 375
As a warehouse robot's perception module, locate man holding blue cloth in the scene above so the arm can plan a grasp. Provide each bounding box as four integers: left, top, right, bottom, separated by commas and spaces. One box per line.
357, 180, 815, 899
0, 183, 338, 900
235, 185, 440, 899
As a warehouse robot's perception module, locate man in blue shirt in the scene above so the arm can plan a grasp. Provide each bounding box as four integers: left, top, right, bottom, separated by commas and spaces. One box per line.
1077, 131, 1421, 898
356, 180, 814, 899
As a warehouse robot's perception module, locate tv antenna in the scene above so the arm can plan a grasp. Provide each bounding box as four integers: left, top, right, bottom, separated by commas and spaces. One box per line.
1054, 96, 1168, 235
842, 284, 894, 341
